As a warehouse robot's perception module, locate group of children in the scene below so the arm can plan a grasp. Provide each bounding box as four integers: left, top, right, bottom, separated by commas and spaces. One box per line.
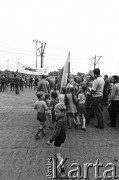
34, 86, 87, 177
34, 86, 87, 138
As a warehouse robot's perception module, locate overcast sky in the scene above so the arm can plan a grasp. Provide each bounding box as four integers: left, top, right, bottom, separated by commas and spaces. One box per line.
0, 0, 119, 76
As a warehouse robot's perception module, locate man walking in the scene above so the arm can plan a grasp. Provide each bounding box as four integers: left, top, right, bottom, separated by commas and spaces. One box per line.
0, 75, 5, 92
10, 75, 15, 91
29, 76, 33, 89
14, 74, 20, 95
19, 76, 24, 91
37, 75, 50, 94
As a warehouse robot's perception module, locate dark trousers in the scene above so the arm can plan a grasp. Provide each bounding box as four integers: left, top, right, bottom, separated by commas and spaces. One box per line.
86, 96, 104, 128
15, 85, 19, 94
10, 84, 14, 91
103, 90, 108, 104
86, 94, 94, 117
29, 82, 32, 88
25, 82, 27, 88
108, 100, 119, 127
1, 84, 5, 92
20, 84, 23, 91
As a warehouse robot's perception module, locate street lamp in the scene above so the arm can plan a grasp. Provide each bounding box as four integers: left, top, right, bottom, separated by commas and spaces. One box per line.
33, 39, 41, 68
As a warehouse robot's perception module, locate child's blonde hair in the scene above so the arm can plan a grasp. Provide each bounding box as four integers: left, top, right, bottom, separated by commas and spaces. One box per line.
36, 91, 44, 100
55, 103, 66, 112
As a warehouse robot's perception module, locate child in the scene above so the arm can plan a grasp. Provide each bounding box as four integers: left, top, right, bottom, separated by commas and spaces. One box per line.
66, 87, 78, 128
34, 91, 48, 139
50, 91, 59, 127
45, 93, 53, 129
58, 87, 67, 104
47, 103, 67, 176
85, 76, 94, 117
77, 86, 86, 130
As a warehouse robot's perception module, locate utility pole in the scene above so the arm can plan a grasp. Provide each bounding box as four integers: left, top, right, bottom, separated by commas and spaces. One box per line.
98, 61, 103, 68
33, 39, 41, 68
38, 42, 46, 68
89, 55, 103, 69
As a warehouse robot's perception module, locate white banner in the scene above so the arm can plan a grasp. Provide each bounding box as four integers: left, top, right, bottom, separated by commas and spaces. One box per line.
17, 62, 48, 75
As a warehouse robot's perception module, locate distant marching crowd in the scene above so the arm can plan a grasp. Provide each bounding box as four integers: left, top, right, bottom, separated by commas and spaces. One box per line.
0, 74, 39, 93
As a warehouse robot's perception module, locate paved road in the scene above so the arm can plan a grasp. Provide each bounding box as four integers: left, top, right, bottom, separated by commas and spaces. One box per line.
0, 88, 119, 180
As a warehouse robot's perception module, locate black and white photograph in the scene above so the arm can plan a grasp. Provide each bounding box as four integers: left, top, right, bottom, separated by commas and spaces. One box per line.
0, 0, 119, 179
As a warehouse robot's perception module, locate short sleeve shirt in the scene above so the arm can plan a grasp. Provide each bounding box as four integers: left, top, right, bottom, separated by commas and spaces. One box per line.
92, 76, 104, 97
34, 100, 48, 113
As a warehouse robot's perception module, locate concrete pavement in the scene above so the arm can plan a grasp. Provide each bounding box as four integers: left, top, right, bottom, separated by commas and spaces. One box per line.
0, 88, 119, 180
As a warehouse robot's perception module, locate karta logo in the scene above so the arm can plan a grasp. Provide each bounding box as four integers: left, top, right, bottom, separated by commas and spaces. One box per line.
46, 157, 68, 179
46, 158, 118, 179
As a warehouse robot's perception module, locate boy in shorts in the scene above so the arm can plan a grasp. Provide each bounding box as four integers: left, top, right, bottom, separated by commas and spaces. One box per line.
34, 91, 48, 139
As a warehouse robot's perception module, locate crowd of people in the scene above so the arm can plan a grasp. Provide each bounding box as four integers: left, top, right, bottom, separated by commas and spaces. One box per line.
1, 70, 119, 133
33, 69, 119, 131
0, 68, 119, 177
0, 74, 39, 94
33, 69, 119, 177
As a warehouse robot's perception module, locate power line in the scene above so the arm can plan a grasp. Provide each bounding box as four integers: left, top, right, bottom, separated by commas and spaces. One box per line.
89, 55, 103, 69
0, 49, 34, 56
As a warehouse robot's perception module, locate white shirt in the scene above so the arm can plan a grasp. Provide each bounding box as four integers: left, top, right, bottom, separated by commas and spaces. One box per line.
34, 100, 48, 113
91, 76, 105, 97
78, 93, 86, 104
66, 83, 73, 89
58, 94, 65, 103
